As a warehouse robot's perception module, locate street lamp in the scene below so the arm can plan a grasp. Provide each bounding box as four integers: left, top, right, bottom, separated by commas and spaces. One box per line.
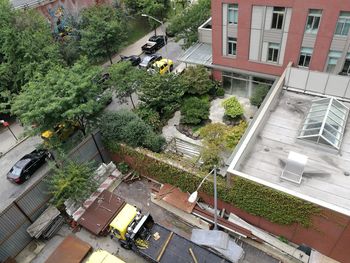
188, 166, 218, 229
141, 14, 170, 72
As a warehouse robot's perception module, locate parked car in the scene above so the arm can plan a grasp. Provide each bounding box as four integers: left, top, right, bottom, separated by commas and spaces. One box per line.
150, 58, 174, 75
7, 149, 51, 184
139, 54, 162, 69
141, 35, 167, 54
120, 55, 141, 66
41, 121, 79, 142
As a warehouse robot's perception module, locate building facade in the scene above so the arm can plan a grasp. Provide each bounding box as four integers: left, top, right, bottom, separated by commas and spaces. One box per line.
208, 0, 350, 97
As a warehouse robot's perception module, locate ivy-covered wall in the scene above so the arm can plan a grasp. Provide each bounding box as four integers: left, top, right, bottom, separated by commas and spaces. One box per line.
107, 143, 320, 227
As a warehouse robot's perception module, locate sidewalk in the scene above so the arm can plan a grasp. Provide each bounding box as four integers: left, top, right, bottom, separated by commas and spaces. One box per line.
0, 121, 27, 155
103, 24, 165, 67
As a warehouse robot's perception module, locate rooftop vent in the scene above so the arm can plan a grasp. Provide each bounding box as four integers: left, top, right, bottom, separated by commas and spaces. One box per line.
281, 151, 308, 184
298, 97, 349, 150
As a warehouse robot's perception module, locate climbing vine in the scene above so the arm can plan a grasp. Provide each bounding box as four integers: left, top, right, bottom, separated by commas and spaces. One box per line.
107, 143, 320, 227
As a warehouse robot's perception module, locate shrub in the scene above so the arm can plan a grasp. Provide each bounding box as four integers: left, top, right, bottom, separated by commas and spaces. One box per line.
100, 110, 165, 152
250, 85, 270, 107
225, 120, 248, 148
181, 66, 213, 95
181, 96, 210, 125
222, 96, 244, 119
200, 143, 223, 171
117, 162, 129, 174
216, 87, 225, 97
134, 105, 161, 131
199, 123, 228, 147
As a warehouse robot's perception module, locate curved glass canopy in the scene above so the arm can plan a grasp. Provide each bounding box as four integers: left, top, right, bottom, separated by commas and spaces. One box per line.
299, 97, 349, 150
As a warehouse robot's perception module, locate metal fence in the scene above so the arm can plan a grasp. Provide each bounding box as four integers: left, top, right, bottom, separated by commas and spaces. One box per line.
0, 130, 109, 261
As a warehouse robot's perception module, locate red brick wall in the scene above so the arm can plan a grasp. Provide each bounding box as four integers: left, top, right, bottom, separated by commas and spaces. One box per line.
212, 0, 350, 76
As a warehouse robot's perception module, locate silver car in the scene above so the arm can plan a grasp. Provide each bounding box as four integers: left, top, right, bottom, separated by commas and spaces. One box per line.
139, 54, 162, 69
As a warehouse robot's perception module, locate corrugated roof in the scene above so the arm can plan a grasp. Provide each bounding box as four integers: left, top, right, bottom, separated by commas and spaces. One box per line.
178, 43, 212, 66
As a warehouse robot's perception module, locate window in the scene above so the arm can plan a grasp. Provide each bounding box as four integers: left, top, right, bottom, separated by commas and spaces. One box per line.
267, 43, 280, 62
271, 7, 285, 29
335, 12, 350, 36
299, 97, 349, 150
227, 37, 237, 55
298, 47, 313, 68
326, 51, 342, 73
228, 4, 238, 24
341, 53, 350, 75
305, 9, 322, 34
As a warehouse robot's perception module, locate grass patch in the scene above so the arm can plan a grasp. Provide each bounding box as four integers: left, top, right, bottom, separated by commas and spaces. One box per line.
124, 16, 153, 47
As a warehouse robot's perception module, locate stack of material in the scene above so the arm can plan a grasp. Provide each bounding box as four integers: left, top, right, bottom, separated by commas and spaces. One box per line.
27, 206, 63, 239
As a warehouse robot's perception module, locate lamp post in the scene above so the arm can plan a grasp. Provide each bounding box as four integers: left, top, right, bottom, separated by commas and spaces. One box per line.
188, 166, 218, 229
0, 120, 18, 141
141, 14, 170, 73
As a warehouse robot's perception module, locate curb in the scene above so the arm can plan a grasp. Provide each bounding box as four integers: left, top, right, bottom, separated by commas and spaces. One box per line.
0, 136, 30, 158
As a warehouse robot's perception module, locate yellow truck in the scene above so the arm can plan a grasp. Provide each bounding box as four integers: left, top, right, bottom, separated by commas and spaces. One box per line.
108, 203, 231, 263
86, 250, 125, 263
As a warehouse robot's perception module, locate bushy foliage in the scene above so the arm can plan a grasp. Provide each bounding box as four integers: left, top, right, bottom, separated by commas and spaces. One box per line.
80, 5, 127, 64
250, 85, 270, 107
225, 120, 248, 148
222, 96, 244, 119
167, 0, 211, 48
139, 73, 186, 119
216, 87, 225, 97
181, 96, 210, 125
100, 110, 165, 152
198, 121, 248, 169
181, 66, 212, 95
47, 161, 98, 208
134, 105, 162, 131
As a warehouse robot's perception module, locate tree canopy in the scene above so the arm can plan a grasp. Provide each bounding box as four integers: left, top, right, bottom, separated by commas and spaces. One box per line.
12, 57, 104, 135
108, 61, 147, 108
80, 5, 127, 64
167, 0, 211, 48
181, 66, 213, 95
138, 73, 186, 118
0, 1, 62, 112
47, 161, 98, 208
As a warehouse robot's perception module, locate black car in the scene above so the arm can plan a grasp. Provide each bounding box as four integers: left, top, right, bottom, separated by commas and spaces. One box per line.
7, 149, 51, 184
139, 54, 162, 68
120, 55, 141, 66
141, 35, 167, 54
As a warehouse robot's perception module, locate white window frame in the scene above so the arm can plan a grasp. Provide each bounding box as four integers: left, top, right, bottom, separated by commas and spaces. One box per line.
227, 37, 237, 56
228, 4, 238, 25
271, 7, 285, 30
326, 51, 342, 73
298, 47, 313, 68
305, 9, 322, 34
267, 43, 280, 63
341, 53, 350, 75
335, 12, 350, 36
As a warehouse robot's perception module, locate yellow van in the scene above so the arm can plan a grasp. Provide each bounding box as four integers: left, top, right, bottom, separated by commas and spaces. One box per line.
151, 59, 174, 75
41, 122, 79, 141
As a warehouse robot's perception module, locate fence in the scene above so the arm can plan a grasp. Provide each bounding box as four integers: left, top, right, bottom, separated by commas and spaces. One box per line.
0, 130, 109, 262
285, 67, 350, 101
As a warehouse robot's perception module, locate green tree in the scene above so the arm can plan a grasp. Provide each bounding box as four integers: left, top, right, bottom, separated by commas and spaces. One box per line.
139, 74, 186, 118
167, 0, 211, 48
250, 85, 270, 107
181, 96, 210, 125
0, 3, 61, 112
80, 5, 127, 64
222, 96, 244, 119
100, 110, 165, 152
108, 61, 146, 108
12, 57, 104, 136
47, 161, 98, 208
141, 0, 169, 35
182, 66, 212, 95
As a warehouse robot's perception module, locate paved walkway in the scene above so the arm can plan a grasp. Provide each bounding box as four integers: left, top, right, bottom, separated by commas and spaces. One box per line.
0, 121, 28, 155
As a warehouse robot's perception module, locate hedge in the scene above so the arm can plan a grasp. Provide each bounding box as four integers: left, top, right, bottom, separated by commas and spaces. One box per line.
107, 143, 320, 227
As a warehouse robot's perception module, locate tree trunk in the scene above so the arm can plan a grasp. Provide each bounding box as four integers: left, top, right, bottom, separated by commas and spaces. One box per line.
130, 94, 136, 109
109, 54, 113, 65
154, 27, 157, 36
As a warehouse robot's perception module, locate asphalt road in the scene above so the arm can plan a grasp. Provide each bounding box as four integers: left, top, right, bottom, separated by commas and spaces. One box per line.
0, 136, 49, 212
